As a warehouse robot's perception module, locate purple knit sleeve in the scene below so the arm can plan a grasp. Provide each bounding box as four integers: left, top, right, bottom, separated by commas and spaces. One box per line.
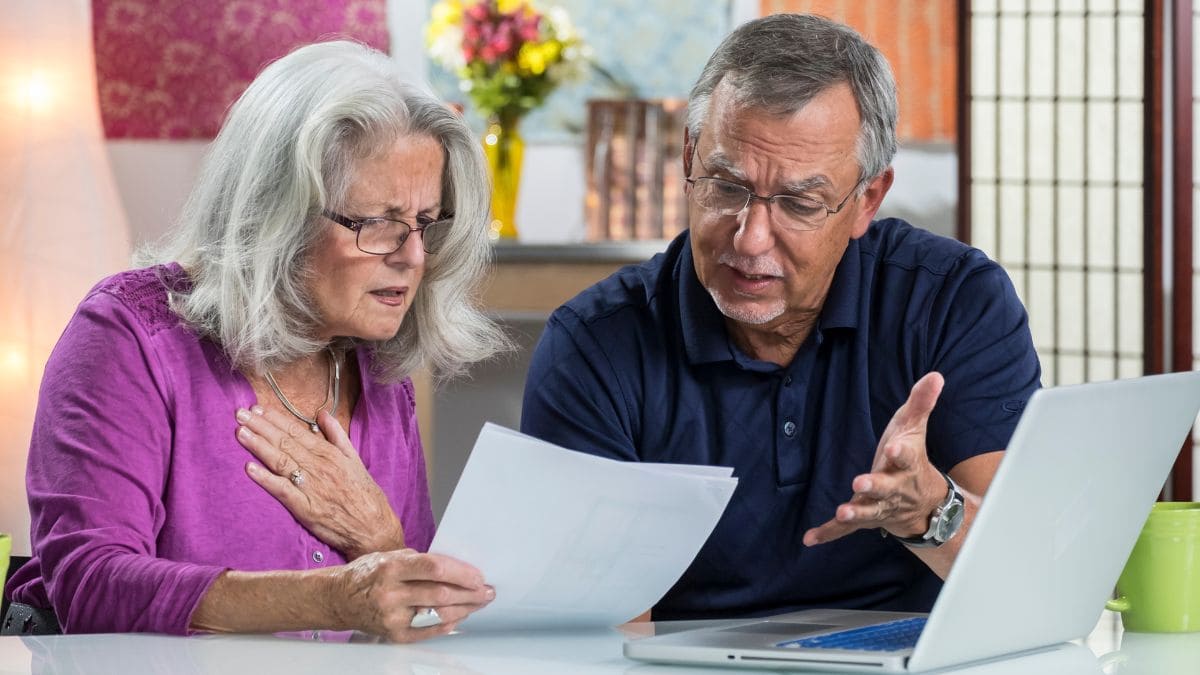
24, 287, 224, 634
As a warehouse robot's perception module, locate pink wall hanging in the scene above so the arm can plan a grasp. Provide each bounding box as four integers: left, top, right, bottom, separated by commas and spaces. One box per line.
93, 0, 389, 139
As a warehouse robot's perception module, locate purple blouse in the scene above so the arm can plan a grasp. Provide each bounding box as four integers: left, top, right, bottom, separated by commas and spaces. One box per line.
6, 265, 435, 634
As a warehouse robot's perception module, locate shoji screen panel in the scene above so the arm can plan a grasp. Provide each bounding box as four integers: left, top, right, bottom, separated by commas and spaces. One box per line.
967, 0, 1146, 387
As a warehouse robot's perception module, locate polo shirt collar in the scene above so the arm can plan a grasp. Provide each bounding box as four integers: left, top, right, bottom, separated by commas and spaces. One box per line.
678, 233, 862, 365
818, 238, 861, 331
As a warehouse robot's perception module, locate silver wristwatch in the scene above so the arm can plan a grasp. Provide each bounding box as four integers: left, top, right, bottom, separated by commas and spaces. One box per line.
891, 471, 965, 548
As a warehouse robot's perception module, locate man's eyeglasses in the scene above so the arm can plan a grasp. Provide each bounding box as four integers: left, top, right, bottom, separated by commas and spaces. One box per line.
685, 136, 863, 231
322, 210, 453, 255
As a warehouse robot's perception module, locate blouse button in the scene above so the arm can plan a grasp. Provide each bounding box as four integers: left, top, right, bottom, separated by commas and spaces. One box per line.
312, 550, 324, 563
783, 420, 797, 437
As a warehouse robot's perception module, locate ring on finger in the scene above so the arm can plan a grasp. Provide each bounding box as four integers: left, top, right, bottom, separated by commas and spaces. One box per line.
410, 607, 442, 629
290, 469, 305, 487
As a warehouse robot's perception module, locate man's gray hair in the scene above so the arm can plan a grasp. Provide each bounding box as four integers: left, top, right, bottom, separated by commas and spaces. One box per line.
686, 13, 898, 184
139, 40, 507, 382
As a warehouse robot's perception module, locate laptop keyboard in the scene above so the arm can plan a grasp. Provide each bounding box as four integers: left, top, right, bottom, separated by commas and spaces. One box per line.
776, 617, 927, 652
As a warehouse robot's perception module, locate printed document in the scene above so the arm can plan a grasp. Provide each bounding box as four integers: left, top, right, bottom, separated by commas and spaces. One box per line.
430, 423, 738, 630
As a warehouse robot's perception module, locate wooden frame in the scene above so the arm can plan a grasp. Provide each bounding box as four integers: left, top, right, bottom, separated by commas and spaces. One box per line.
1169, 0, 1194, 500
957, 1, 1191, 497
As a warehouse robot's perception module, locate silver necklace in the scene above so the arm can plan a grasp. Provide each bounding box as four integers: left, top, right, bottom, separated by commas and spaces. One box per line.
263, 348, 340, 433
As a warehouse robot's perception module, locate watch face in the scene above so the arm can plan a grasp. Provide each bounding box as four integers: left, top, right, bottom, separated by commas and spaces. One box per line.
935, 500, 966, 541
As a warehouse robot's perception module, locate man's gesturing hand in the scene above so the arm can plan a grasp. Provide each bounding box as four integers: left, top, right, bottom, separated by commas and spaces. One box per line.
803, 372, 947, 546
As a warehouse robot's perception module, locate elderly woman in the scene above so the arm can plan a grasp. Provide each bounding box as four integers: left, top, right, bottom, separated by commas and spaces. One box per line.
3, 41, 506, 640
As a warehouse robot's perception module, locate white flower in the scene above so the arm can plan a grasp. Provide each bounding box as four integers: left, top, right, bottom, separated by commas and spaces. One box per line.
545, 6, 577, 41
428, 24, 466, 71
554, 42, 591, 83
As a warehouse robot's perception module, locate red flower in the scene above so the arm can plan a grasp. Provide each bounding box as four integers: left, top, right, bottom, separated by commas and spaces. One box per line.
517, 16, 540, 42
454, 0, 560, 71
464, 3, 490, 22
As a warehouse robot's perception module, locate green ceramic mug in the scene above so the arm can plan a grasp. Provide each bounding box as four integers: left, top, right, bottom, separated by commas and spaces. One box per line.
1106, 502, 1200, 632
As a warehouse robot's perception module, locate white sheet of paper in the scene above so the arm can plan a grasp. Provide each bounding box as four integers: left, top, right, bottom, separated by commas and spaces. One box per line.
429, 423, 737, 631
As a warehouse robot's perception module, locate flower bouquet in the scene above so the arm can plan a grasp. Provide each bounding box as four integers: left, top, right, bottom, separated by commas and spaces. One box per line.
427, 0, 588, 238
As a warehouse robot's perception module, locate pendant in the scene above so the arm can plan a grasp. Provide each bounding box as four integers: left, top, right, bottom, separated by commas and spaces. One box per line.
310, 423, 320, 434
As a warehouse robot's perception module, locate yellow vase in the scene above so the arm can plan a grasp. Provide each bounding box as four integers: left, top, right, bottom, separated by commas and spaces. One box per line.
483, 117, 523, 240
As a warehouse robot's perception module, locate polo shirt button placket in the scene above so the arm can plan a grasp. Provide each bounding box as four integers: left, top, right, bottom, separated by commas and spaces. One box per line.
783, 420, 797, 437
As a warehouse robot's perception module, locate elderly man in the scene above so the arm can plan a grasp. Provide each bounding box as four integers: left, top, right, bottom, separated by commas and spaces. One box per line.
521, 13, 1039, 620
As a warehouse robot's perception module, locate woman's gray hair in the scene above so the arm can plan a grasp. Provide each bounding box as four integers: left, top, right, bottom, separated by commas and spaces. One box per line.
686, 13, 898, 186
139, 40, 507, 382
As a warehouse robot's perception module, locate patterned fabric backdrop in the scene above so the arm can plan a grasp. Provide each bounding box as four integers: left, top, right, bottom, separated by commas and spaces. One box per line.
93, 0, 388, 139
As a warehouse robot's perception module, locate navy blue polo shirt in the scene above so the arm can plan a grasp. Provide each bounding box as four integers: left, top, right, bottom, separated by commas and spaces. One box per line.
520, 219, 1041, 620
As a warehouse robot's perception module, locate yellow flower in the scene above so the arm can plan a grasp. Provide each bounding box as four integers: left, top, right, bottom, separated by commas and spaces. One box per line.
497, 0, 525, 14
517, 39, 561, 76
427, 0, 463, 43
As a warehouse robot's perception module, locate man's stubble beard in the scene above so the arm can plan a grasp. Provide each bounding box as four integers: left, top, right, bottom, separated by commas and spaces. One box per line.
705, 286, 787, 325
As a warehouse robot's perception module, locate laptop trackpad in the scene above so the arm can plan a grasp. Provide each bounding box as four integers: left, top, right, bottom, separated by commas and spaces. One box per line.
721, 622, 838, 636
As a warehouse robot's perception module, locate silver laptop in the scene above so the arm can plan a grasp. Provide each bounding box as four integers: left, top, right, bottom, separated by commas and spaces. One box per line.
625, 371, 1200, 672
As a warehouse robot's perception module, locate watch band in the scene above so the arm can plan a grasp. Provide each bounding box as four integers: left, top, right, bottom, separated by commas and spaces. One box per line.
889, 471, 965, 548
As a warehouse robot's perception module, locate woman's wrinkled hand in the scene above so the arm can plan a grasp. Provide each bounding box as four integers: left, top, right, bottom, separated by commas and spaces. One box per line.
235, 406, 405, 559
331, 549, 496, 641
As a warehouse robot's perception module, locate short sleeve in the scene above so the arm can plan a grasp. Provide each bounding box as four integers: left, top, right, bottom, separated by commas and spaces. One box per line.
520, 308, 640, 462
924, 260, 1042, 469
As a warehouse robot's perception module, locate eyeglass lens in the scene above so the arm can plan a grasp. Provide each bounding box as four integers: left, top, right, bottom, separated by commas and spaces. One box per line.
356, 219, 450, 255
690, 179, 828, 230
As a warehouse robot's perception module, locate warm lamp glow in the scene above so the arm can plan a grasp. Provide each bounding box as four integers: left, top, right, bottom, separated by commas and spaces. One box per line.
0, 343, 29, 377
0, 0, 131, 556
19, 70, 56, 113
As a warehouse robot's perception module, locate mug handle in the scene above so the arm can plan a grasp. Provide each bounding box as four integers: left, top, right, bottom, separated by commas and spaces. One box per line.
1105, 597, 1131, 613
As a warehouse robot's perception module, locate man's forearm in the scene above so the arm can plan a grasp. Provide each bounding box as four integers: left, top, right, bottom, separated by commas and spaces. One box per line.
906, 451, 1005, 579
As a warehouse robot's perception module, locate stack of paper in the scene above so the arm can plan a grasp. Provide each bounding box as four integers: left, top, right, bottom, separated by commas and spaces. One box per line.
429, 423, 737, 631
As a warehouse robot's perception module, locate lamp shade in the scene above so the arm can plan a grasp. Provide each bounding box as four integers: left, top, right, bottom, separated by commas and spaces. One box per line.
0, 0, 131, 555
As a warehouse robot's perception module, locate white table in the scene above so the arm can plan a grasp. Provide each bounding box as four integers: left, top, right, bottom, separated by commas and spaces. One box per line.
0, 611, 1195, 674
